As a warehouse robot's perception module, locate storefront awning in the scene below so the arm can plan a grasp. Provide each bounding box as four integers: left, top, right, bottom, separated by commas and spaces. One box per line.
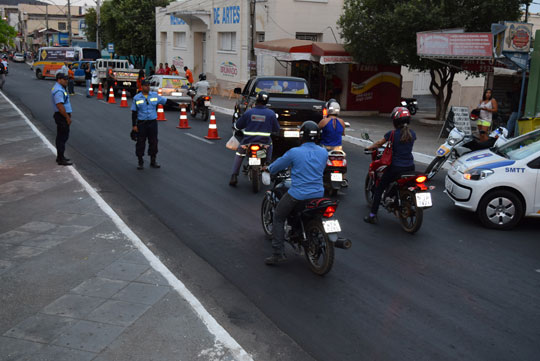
254, 39, 355, 64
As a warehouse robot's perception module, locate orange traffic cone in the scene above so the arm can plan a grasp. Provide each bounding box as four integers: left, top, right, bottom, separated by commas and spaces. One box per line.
176, 107, 191, 129
96, 83, 104, 100
204, 112, 221, 140
157, 104, 166, 121
120, 89, 128, 107
158, 88, 162, 96
89, 86, 94, 97
108, 87, 116, 104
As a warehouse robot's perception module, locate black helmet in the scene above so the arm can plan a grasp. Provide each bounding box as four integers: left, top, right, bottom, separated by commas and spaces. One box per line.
390, 106, 411, 128
299, 120, 320, 142
256, 91, 269, 105
199, 73, 206, 81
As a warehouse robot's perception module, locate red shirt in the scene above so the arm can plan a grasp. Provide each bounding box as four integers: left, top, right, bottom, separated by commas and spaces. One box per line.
156, 68, 166, 75
165, 67, 171, 75
185, 69, 193, 83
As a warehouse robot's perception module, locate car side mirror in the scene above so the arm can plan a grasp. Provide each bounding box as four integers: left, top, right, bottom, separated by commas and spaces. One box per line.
362, 133, 370, 140
234, 87, 242, 94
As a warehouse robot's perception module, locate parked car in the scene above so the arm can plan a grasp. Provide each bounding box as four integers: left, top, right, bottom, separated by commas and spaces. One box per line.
71, 61, 95, 84
147, 74, 191, 106
445, 129, 540, 230
13, 53, 25, 63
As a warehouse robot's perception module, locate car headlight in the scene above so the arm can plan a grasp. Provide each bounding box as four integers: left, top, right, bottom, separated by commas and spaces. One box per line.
401, 101, 407, 106
463, 169, 494, 181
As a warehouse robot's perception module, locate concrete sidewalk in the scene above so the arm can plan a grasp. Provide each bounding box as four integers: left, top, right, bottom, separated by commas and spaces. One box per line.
0, 92, 252, 360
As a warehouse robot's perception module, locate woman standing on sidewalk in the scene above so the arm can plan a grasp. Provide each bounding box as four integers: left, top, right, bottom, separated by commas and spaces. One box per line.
476, 89, 498, 142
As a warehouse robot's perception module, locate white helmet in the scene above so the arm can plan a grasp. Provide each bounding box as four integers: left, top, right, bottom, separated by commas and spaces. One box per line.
326, 99, 340, 115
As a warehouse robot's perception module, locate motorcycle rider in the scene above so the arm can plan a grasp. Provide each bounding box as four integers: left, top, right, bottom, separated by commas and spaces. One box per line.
264, 121, 328, 265
229, 91, 280, 186
319, 99, 346, 151
190, 73, 210, 116
364, 107, 416, 224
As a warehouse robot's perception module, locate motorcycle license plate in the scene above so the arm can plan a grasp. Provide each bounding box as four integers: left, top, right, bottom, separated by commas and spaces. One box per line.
248, 157, 261, 165
415, 192, 432, 207
323, 219, 341, 233
204, 101, 211, 106
330, 173, 343, 182
284, 130, 300, 138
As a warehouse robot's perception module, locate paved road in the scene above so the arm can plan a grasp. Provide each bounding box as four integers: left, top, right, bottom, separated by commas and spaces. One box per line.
3, 63, 540, 361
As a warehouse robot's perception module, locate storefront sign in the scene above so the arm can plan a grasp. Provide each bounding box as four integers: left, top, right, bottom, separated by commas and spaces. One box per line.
213, 6, 240, 24
501, 22, 532, 53
170, 15, 186, 25
172, 56, 184, 69
320, 55, 354, 65
439, 106, 475, 138
503, 52, 529, 70
220, 61, 238, 77
417, 32, 493, 59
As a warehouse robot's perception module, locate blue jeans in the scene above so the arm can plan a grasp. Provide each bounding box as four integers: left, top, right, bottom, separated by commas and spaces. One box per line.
86, 79, 91, 96
507, 112, 519, 138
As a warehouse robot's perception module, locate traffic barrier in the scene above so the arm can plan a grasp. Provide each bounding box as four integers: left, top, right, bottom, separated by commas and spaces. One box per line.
96, 83, 104, 100
120, 89, 128, 107
157, 104, 166, 121
89, 86, 94, 97
204, 112, 221, 140
176, 107, 191, 129
107, 87, 116, 104
158, 88, 162, 96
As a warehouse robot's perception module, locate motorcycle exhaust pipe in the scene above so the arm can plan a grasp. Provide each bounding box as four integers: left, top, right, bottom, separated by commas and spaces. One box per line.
334, 238, 352, 249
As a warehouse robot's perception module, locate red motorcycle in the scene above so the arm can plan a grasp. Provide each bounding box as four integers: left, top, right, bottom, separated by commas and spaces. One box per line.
364, 146, 433, 234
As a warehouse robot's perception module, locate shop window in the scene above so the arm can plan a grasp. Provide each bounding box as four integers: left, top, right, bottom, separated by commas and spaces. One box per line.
174, 32, 186, 48
219, 32, 236, 52
58, 22, 66, 30
257, 32, 265, 43
296, 32, 320, 41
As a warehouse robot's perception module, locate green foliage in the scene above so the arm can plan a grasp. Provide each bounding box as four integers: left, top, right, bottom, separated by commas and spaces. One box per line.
85, 0, 170, 62
0, 19, 17, 47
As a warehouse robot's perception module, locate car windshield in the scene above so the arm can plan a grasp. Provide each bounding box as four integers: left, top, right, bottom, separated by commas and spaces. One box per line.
253, 79, 309, 97
161, 78, 188, 89
497, 129, 540, 160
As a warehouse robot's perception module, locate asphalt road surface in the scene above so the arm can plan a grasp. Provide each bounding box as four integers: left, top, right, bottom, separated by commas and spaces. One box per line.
3, 63, 540, 361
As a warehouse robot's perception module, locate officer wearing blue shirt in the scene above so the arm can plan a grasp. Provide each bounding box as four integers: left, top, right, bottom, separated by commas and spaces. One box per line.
131, 79, 179, 169
51, 73, 73, 165
265, 120, 328, 265
229, 91, 280, 186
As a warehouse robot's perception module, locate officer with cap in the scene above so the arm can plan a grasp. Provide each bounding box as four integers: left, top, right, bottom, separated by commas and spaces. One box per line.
51, 73, 73, 165
131, 79, 180, 169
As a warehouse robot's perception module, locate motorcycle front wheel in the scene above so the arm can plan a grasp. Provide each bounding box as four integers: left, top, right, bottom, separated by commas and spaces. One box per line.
425, 156, 447, 180
304, 220, 335, 276
250, 167, 261, 193
261, 195, 274, 238
409, 105, 417, 115
364, 174, 375, 207
398, 190, 423, 234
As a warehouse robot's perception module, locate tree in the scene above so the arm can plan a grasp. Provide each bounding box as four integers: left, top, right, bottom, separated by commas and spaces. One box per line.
0, 19, 17, 48
338, 0, 527, 120
85, 0, 170, 68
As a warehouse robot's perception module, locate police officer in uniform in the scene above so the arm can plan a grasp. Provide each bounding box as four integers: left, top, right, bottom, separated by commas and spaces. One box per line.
229, 91, 280, 186
131, 79, 180, 169
51, 73, 73, 166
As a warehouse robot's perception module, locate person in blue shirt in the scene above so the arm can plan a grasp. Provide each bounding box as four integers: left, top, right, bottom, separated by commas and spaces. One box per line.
364, 107, 416, 224
229, 91, 280, 186
51, 73, 73, 166
131, 79, 180, 169
319, 99, 346, 150
264, 121, 328, 265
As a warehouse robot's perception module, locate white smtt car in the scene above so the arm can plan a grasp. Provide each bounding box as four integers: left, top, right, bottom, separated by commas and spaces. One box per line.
445, 129, 540, 229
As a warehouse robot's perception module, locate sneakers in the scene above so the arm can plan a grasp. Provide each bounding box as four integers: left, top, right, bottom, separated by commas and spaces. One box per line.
229, 174, 238, 187
137, 160, 144, 170
150, 157, 160, 168
264, 254, 287, 266
363, 214, 378, 224
56, 157, 72, 166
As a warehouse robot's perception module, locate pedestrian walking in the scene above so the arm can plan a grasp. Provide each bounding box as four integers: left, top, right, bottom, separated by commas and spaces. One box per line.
106, 64, 115, 96
184, 66, 194, 84
84, 63, 92, 97
67, 64, 75, 95
131, 79, 180, 169
0, 59, 6, 90
51, 73, 73, 166
59, 62, 69, 76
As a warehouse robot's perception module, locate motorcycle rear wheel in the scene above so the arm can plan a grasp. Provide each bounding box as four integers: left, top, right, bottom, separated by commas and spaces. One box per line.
425, 157, 447, 180
250, 168, 261, 193
409, 106, 417, 115
398, 190, 423, 234
304, 220, 335, 276
202, 108, 209, 121
261, 196, 274, 237
364, 174, 375, 207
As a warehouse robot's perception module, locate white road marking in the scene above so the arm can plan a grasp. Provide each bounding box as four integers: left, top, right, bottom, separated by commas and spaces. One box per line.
0, 90, 254, 361
186, 132, 214, 144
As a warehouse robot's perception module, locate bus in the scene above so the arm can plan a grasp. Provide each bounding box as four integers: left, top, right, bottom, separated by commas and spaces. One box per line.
33, 46, 100, 79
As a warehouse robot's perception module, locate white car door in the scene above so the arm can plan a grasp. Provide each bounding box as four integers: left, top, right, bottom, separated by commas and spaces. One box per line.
529, 156, 540, 215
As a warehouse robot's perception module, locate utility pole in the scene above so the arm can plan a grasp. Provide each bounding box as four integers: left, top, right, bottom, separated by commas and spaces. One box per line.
67, 0, 72, 46
96, 0, 101, 51
249, 0, 256, 77
45, 4, 49, 45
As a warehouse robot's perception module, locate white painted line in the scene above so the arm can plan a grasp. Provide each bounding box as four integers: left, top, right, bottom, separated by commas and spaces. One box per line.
0, 90, 253, 361
186, 132, 214, 144
210, 105, 234, 116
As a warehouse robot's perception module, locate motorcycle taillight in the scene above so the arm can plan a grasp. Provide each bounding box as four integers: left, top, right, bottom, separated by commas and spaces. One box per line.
205, 96, 211, 100
250, 145, 260, 151
328, 156, 346, 167
323, 206, 336, 218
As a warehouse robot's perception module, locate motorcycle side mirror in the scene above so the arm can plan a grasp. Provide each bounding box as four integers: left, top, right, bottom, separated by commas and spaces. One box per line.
234, 87, 242, 94
344, 122, 351, 128
362, 132, 370, 140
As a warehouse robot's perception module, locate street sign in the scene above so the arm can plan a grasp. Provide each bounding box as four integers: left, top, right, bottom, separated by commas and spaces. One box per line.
503, 51, 530, 70
417, 32, 493, 59
439, 106, 476, 139
108, 43, 114, 53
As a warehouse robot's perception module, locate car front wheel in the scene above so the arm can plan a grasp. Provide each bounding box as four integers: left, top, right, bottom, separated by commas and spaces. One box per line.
478, 190, 524, 230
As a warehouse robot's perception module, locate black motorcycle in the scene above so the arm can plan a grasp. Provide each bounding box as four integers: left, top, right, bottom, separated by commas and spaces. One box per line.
401, 98, 418, 115
323, 149, 347, 196
188, 88, 211, 121
261, 170, 351, 275
242, 143, 269, 193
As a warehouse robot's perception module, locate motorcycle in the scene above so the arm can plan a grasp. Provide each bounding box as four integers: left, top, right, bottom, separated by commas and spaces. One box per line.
401, 98, 418, 115
242, 143, 269, 193
188, 88, 211, 121
261, 170, 351, 275
363, 140, 433, 234
323, 149, 347, 196
425, 126, 509, 180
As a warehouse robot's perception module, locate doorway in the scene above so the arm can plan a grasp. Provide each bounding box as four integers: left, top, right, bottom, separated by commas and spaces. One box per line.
193, 32, 206, 77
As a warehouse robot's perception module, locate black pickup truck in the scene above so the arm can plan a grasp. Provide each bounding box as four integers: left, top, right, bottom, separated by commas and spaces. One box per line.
233, 76, 326, 154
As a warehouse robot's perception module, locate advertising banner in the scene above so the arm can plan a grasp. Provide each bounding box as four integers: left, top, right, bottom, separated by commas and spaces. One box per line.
346, 64, 401, 112
501, 22, 533, 53
417, 33, 493, 59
